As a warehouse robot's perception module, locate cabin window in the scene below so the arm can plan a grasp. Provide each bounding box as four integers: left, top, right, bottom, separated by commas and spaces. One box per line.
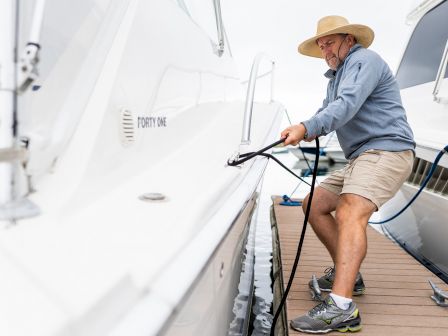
396, 1, 448, 89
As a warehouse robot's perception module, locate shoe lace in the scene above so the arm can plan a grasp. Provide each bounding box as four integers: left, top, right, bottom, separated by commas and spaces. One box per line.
308, 301, 329, 318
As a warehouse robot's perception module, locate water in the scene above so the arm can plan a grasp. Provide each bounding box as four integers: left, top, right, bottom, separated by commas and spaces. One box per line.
227, 181, 275, 336
228, 211, 256, 336
249, 189, 275, 336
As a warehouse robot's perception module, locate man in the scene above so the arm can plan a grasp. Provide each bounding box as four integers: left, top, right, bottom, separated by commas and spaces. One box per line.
281, 15, 415, 333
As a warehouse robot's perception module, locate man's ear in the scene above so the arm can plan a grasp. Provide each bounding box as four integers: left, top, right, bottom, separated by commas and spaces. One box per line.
348, 34, 357, 46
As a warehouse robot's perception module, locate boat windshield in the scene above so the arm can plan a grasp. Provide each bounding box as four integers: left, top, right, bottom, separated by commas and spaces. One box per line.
396, 0, 448, 89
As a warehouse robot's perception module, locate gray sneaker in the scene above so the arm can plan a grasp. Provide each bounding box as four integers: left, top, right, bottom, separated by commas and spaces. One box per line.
308, 267, 366, 296
290, 295, 361, 334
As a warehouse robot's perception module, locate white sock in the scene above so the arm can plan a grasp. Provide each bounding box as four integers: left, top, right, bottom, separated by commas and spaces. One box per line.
329, 293, 352, 310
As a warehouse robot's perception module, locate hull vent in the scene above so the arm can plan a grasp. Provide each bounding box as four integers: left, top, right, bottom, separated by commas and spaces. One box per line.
121, 108, 135, 146
407, 157, 448, 196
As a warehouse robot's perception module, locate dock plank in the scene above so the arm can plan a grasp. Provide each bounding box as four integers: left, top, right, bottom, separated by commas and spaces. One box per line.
271, 196, 448, 335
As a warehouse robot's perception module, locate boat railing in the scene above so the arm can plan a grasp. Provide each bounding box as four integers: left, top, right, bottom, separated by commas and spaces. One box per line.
433, 38, 448, 103
0, 0, 44, 220
0, 2, 16, 207
241, 53, 275, 145
213, 0, 225, 57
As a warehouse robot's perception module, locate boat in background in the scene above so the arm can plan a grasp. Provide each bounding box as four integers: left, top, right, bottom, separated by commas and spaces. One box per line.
375, 0, 448, 283
0, 1, 284, 335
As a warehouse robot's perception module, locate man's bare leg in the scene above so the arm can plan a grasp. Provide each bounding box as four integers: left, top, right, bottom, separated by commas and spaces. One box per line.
302, 187, 340, 262
331, 193, 376, 298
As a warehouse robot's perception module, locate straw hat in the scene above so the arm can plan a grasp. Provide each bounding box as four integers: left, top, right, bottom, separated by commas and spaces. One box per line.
298, 15, 374, 58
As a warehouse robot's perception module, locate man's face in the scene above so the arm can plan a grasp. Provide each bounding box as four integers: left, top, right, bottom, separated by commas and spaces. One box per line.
317, 34, 351, 70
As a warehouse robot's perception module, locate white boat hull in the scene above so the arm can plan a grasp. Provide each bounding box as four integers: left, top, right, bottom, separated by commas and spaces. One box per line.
0, 0, 285, 335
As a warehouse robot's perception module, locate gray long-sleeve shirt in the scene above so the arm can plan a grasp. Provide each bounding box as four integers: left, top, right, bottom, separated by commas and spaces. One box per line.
302, 44, 415, 160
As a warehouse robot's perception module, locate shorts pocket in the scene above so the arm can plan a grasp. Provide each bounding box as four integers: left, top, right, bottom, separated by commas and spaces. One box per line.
354, 150, 382, 164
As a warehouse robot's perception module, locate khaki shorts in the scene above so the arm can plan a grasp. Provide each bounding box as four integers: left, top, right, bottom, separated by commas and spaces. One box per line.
320, 149, 414, 210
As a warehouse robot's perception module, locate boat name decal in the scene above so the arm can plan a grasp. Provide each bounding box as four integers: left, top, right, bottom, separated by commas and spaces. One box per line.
137, 116, 167, 128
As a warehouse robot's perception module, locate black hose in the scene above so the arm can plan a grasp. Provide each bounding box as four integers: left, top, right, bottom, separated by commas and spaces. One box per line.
240, 152, 311, 187
227, 138, 285, 166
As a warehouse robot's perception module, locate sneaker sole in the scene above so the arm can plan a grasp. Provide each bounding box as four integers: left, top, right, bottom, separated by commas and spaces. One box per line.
290, 325, 362, 334
290, 324, 334, 334
337, 324, 362, 332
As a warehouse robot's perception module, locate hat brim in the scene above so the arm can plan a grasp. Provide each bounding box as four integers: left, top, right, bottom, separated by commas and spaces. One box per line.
298, 24, 374, 58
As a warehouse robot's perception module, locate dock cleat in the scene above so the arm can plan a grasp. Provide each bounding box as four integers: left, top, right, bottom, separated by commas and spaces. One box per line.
226, 151, 240, 165
290, 295, 362, 334
309, 267, 366, 296
310, 274, 325, 302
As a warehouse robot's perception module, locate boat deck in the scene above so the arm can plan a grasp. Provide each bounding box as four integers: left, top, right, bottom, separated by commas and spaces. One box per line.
271, 196, 448, 335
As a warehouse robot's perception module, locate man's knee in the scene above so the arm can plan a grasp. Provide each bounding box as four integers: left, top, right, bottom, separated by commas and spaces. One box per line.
303, 187, 338, 216
302, 193, 322, 216
335, 194, 376, 226
335, 205, 351, 226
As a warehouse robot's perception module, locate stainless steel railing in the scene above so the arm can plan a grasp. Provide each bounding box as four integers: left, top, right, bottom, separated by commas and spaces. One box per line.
433, 39, 448, 103
241, 53, 275, 144
213, 0, 225, 57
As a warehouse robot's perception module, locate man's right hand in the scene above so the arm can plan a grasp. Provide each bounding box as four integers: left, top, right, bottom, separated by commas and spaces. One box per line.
281, 123, 308, 146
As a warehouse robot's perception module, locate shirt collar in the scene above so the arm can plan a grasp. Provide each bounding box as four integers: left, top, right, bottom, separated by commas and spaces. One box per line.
324, 69, 336, 79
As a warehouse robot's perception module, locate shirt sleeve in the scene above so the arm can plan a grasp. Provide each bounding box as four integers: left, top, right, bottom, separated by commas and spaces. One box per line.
302, 55, 383, 138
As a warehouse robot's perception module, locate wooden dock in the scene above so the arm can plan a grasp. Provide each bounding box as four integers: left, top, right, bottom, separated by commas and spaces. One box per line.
271, 196, 448, 335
